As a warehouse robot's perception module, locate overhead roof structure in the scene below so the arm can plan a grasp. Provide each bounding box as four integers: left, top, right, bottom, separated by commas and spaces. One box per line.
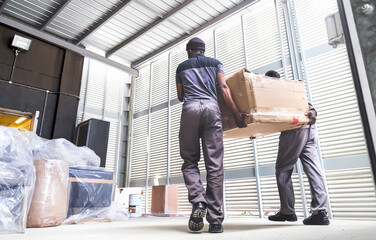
0, 0, 258, 75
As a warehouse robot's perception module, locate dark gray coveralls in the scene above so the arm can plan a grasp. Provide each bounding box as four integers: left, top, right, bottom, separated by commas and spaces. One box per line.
176, 54, 224, 225
276, 104, 328, 215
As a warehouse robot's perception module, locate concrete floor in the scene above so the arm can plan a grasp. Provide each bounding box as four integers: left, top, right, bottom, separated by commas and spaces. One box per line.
2, 216, 376, 240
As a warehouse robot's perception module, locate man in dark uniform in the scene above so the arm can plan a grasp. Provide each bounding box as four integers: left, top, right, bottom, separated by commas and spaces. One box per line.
176, 37, 246, 233
265, 70, 330, 225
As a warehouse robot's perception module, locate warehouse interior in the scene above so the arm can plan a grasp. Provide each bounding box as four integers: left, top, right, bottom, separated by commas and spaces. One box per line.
1, 0, 376, 239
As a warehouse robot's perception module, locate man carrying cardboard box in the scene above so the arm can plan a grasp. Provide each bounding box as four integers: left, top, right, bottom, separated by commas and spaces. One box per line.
265, 70, 330, 225
176, 37, 246, 233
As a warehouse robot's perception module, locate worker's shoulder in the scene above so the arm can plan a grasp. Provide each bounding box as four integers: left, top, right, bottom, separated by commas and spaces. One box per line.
176, 55, 221, 73
200, 55, 222, 66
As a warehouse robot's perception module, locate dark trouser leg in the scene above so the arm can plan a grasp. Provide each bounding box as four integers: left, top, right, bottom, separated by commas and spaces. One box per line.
201, 102, 224, 225
180, 102, 207, 204
276, 129, 308, 214
299, 128, 328, 214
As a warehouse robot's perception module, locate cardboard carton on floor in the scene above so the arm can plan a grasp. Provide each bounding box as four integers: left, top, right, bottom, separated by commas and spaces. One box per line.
151, 185, 178, 216
219, 69, 309, 138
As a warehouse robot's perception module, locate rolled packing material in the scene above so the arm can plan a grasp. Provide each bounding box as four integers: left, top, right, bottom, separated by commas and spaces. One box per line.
27, 159, 69, 228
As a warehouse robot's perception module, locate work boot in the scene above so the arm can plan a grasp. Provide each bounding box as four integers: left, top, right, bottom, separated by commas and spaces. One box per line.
188, 202, 207, 231
303, 210, 330, 225
209, 223, 223, 233
268, 211, 297, 222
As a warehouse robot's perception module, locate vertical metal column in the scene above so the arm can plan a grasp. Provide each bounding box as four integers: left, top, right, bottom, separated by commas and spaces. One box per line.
81, 58, 90, 123
274, 0, 288, 78
289, 0, 333, 219
145, 63, 153, 214
167, 53, 172, 185
281, 1, 299, 79
282, 0, 308, 218
127, 75, 136, 187
102, 66, 108, 120
114, 72, 126, 186
240, 13, 264, 218
213, 29, 228, 216
252, 139, 263, 218
213, 29, 217, 59
39, 90, 49, 136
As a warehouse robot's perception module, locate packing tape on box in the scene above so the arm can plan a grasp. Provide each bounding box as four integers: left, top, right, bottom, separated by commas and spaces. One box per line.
69, 177, 113, 184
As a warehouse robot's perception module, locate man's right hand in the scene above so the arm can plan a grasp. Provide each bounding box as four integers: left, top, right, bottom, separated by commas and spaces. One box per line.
234, 112, 247, 128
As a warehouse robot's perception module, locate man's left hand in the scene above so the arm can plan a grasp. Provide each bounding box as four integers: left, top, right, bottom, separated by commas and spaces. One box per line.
234, 112, 247, 128
307, 110, 317, 125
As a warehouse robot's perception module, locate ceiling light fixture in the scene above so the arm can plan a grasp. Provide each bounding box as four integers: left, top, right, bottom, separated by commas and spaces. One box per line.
11, 34, 32, 51
8, 34, 32, 84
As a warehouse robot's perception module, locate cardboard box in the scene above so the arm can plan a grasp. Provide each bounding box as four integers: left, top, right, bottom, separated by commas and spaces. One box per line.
27, 159, 69, 228
151, 185, 178, 216
219, 69, 309, 138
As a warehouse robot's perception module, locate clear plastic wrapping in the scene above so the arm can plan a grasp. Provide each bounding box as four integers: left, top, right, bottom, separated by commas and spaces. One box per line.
1, 127, 123, 232
33, 138, 100, 167
0, 126, 35, 234
64, 166, 128, 224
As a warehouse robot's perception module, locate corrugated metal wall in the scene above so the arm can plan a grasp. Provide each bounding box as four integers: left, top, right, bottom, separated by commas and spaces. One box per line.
77, 58, 130, 182
128, 0, 376, 219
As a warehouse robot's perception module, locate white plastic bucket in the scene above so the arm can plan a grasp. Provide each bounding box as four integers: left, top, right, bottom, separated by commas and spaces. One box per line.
129, 194, 142, 217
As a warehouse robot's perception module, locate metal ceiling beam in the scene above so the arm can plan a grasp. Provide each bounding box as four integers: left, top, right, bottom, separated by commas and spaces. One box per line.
131, 0, 258, 68
0, 0, 11, 13
40, 0, 72, 31
167, 19, 191, 34
134, 0, 163, 18
106, 0, 196, 58
74, 0, 133, 45
0, 15, 139, 76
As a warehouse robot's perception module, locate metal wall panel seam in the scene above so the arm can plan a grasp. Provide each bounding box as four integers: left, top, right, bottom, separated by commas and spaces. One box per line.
289, 0, 333, 218
145, 62, 153, 214
102, 66, 108, 120
211, 27, 227, 217
127, 75, 136, 187
281, 1, 298, 79
286, 0, 303, 78
284, 0, 309, 218
167, 53, 172, 185
114, 72, 126, 186
274, 0, 288, 78
82, 58, 91, 123
252, 139, 264, 218
241, 11, 263, 218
